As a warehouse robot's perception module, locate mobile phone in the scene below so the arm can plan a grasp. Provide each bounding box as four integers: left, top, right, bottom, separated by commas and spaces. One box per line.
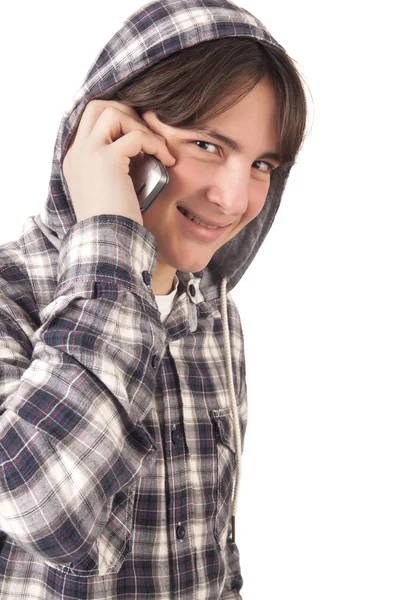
129, 152, 169, 213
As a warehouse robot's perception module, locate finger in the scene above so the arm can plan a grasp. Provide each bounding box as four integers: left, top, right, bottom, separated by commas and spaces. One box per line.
89, 105, 151, 147
110, 129, 176, 167
71, 100, 144, 145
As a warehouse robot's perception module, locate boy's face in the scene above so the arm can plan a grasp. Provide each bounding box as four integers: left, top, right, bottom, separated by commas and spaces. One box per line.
141, 77, 280, 275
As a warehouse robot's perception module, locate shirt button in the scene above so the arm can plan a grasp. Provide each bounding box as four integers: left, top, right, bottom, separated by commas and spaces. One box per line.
189, 284, 196, 297
176, 525, 186, 540
142, 271, 151, 286
172, 428, 181, 444
151, 354, 159, 368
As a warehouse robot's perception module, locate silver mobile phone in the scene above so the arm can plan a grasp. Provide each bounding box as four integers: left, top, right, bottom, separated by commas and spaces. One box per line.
129, 152, 169, 213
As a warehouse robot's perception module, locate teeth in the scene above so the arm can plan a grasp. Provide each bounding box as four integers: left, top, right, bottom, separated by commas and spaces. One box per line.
181, 208, 219, 229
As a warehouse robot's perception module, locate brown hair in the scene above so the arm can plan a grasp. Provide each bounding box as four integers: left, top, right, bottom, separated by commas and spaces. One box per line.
114, 37, 308, 164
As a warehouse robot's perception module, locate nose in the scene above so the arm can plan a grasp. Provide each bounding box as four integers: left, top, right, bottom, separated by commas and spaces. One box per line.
205, 169, 249, 217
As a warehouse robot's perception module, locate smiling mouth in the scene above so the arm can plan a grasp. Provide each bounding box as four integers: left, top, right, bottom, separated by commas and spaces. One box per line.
177, 206, 230, 229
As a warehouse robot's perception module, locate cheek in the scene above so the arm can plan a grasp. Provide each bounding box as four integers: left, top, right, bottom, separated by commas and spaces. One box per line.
167, 158, 206, 192
246, 184, 270, 223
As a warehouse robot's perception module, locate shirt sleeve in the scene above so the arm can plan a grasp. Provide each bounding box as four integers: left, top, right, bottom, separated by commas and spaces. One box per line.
0, 215, 164, 567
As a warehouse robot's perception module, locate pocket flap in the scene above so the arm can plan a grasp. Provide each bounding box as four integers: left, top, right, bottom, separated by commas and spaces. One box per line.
210, 408, 236, 454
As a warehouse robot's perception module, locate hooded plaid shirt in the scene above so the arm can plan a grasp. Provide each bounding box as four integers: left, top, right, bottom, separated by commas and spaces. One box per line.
0, 1, 292, 598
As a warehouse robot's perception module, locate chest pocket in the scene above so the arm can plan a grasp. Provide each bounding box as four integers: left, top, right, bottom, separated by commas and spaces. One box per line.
210, 407, 237, 551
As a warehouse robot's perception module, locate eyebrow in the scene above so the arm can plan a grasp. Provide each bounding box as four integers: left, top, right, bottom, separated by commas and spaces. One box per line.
189, 126, 280, 163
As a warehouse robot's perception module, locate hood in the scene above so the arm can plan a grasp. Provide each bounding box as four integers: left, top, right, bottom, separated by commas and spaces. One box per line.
38, 0, 292, 303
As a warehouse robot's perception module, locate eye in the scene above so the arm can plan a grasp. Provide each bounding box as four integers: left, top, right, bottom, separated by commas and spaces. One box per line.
193, 140, 277, 174
193, 140, 219, 154
253, 160, 275, 174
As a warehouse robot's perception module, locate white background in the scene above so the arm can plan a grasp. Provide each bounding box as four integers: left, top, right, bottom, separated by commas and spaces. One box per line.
1, 1, 399, 598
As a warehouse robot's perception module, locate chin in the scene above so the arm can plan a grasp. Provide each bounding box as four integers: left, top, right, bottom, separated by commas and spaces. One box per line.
162, 251, 211, 274
176, 259, 210, 274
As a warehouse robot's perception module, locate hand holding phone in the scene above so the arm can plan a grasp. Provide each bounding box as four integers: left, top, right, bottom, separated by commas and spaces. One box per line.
62, 100, 175, 225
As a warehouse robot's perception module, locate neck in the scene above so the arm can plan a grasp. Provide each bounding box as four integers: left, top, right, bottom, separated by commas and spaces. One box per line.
152, 260, 177, 296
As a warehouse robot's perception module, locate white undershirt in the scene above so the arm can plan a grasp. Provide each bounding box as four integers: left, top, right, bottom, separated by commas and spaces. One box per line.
154, 275, 179, 324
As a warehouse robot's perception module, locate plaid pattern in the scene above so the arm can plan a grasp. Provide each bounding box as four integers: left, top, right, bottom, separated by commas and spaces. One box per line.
0, 214, 247, 599
0, 1, 288, 597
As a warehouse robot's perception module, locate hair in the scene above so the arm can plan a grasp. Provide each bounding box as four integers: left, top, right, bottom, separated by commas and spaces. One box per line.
114, 36, 308, 164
